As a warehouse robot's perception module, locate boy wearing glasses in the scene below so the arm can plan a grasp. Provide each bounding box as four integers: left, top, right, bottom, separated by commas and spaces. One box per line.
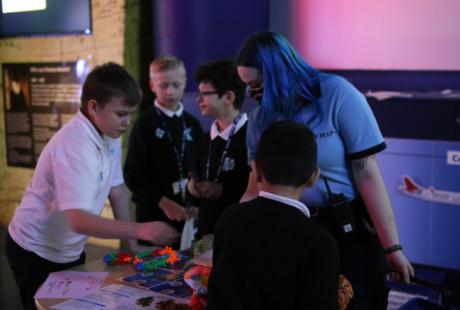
189, 59, 250, 238
124, 55, 204, 247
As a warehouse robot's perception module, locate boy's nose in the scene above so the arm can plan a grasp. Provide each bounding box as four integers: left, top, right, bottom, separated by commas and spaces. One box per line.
123, 115, 131, 127
166, 86, 175, 95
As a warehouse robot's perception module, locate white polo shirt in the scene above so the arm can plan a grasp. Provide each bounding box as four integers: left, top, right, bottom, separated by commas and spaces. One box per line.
8, 111, 124, 263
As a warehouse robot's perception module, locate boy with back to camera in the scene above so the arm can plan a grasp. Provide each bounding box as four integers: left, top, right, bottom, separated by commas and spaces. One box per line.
189, 59, 250, 238
124, 55, 204, 247
207, 121, 340, 310
4, 62, 179, 310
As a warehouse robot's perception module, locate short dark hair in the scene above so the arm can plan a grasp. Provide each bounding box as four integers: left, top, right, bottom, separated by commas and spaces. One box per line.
81, 62, 142, 112
255, 121, 317, 187
194, 59, 246, 109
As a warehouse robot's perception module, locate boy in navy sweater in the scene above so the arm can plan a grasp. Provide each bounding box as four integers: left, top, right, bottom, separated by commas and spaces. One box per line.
124, 56, 204, 246
189, 60, 250, 238
208, 121, 340, 310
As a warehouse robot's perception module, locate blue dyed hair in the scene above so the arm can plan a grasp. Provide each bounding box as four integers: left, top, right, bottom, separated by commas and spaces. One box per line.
235, 31, 321, 128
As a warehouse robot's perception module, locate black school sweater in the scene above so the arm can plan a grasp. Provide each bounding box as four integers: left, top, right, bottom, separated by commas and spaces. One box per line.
196, 122, 250, 238
208, 197, 340, 310
124, 105, 204, 231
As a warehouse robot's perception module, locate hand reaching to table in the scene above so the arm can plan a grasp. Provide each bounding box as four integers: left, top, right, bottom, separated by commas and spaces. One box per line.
137, 221, 180, 246
159, 196, 187, 221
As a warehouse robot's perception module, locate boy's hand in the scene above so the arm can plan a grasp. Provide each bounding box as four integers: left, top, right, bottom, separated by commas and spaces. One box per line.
197, 181, 223, 200
187, 172, 201, 197
125, 240, 160, 253
159, 196, 187, 221
137, 221, 180, 246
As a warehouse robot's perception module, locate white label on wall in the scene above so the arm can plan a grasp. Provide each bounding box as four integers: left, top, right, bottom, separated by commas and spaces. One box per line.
447, 151, 460, 165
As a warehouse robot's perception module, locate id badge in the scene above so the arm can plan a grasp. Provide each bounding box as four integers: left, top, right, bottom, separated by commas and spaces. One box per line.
180, 178, 188, 201
155, 128, 165, 139
222, 157, 235, 171
172, 180, 180, 195
172, 179, 188, 199
184, 128, 193, 141
180, 178, 188, 192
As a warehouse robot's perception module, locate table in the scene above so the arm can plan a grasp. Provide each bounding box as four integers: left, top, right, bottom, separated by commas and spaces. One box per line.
35, 259, 135, 309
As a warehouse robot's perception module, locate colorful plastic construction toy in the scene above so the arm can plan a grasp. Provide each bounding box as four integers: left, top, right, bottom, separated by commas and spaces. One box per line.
103, 247, 181, 272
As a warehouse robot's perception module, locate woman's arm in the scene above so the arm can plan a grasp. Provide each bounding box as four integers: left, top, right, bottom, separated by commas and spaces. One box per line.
351, 155, 414, 283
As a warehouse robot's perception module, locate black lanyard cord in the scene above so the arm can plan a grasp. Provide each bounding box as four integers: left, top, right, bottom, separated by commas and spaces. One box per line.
155, 107, 187, 180
206, 114, 242, 182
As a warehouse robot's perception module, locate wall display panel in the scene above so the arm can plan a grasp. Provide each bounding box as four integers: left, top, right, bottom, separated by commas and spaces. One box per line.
2, 62, 88, 168
378, 138, 460, 270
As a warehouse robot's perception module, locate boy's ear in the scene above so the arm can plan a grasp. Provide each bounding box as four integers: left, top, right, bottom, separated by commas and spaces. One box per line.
306, 167, 321, 188
87, 99, 98, 115
149, 79, 156, 93
224, 90, 236, 105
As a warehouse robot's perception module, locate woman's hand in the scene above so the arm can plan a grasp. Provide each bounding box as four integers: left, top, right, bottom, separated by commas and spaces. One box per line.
385, 250, 414, 283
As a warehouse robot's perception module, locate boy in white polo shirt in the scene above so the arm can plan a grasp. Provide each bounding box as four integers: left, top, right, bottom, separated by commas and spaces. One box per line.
4, 62, 179, 310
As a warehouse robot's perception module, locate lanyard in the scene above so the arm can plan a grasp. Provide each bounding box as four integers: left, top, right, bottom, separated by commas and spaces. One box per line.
206, 114, 242, 182
155, 107, 187, 181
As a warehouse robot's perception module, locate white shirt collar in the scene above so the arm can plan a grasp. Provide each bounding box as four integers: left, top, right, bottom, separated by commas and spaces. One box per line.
259, 190, 310, 217
154, 100, 184, 118
210, 113, 248, 141
75, 110, 110, 149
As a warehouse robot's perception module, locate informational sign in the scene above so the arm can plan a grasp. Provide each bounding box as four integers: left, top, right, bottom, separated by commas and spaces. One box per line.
2, 62, 87, 168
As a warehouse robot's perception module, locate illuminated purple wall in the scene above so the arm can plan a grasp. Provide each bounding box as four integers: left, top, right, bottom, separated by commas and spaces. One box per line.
277, 0, 460, 70
152, 0, 269, 90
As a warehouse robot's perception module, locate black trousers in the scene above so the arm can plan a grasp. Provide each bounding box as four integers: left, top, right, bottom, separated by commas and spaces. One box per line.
311, 198, 389, 310
4, 232, 86, 310
338, 233, 389, 310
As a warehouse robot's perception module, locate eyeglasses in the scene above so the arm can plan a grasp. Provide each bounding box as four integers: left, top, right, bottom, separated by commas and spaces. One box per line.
199, 90, 220, 96
246, 86, 263, 99
247, 79, 263, 90
197, 90, 221, 100
245, 80, 263, 98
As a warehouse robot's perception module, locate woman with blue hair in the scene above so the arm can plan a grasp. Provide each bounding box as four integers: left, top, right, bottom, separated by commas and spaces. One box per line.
236, 31, 414, 310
